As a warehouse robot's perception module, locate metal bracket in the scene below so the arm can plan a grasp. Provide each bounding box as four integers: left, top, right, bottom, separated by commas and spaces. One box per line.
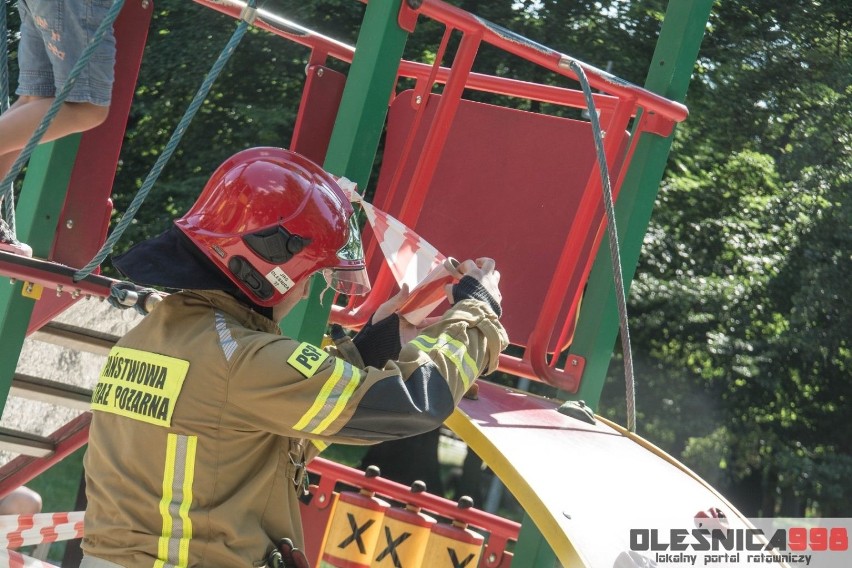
540, 354, 586, 392
240, 4, 258, 25
398, 0, 421, 33
640, 110, 677, 138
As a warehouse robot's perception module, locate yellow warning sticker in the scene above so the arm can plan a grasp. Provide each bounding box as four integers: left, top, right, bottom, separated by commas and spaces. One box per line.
287, 342, 329, 378
91, 347, 190, 427
21, 282, 43, 300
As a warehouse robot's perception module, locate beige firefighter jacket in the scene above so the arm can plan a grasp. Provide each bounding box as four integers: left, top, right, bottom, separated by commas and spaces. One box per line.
82, 289, 506, 567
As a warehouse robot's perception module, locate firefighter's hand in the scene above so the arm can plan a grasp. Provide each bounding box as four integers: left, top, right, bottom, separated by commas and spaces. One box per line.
371, 283, 411, 323
446, 257, 502, 316
370, 284, 421, 344
353, 285, 420, 366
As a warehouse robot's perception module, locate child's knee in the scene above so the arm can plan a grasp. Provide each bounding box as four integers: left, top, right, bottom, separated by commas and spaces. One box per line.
11, 95, 46, 108
0, 486, 43, 515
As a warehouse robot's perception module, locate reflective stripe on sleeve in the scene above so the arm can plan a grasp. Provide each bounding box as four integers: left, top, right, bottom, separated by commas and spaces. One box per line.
214, 312, 238, 362
293, 359, 362, 435
155, 433, 197, 568
410, 333, 478, 390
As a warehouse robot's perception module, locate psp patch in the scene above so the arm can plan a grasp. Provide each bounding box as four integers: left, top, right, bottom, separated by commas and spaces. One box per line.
287, 342, 329, 378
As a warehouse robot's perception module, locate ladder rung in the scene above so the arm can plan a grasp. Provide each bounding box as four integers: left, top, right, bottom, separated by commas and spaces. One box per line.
0, 427, 55, 458
31, 321, 119, 355
11, 374, 93, 412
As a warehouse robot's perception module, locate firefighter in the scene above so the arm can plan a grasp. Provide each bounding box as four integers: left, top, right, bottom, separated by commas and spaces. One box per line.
80, 147, 507, 568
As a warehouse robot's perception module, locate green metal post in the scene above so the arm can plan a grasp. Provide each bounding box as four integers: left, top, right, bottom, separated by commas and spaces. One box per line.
0, 138, 80, 410
280, 0, 410, 343
565, 0, 715, 411
514, 513, 560, 568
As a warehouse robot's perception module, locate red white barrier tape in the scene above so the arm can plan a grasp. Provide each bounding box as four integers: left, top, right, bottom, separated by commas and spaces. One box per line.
338, 178, 457, 324
0, 549, 60, 567
0, 511, 85, 549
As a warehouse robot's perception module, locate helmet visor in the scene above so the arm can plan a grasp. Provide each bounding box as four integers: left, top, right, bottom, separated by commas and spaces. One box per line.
338, 215, 367, 263
324, 214, 370, 295
323, 266, 371, 296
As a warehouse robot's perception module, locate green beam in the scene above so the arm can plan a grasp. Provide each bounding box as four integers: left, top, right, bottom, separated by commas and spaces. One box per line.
513, 513, 560, 568
0, 137, 80, 410
565, 0, 714, 412
280, 0, 410, 343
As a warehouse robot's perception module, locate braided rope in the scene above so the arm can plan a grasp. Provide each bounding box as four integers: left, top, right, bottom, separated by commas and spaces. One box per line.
0, 0, 126, 229
0, 1, 9, 112
1, 0, 14, 229
568, 59, 638, 433
73, 0, 258, 281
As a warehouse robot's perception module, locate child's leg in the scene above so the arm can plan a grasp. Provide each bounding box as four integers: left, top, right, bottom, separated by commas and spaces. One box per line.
5, 0, 116, 181
1, 0, 116, 255
0, 95, 110, 182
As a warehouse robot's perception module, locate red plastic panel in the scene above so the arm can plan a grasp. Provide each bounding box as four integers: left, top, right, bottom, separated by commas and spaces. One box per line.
51, 2, 152, 267
290, 65, 347, 165
299, 484, 336, 567
28, 2, 152, 335
360, 90, 625, 352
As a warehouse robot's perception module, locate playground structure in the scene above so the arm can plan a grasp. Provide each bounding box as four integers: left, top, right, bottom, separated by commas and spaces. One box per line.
0, 0, 754, 566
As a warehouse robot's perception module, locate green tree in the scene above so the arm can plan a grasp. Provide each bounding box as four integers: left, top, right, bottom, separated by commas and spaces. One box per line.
110, 0, 366, 251
602, 0, 851, 516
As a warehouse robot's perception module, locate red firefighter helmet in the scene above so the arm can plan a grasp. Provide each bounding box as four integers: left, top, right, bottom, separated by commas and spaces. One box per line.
174, 147, 369, 307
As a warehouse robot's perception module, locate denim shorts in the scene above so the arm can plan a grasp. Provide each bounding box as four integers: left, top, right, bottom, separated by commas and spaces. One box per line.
16, 0, 117, 106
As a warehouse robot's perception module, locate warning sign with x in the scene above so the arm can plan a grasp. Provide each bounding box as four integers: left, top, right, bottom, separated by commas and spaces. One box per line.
448, 547, 477, 568
337, 513, 375, 554
375, 526, 412, 567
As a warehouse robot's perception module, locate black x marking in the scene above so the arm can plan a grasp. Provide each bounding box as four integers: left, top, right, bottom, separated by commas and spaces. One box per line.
338, 513, 375, 554
375, 526, 412, 567
448, 547, 476, 568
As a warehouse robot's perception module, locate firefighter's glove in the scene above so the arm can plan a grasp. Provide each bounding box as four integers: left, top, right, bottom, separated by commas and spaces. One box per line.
273, 538, 309, 568
353, 284, 421, 367
352, 312, 403, 368
447, 257, 502, 317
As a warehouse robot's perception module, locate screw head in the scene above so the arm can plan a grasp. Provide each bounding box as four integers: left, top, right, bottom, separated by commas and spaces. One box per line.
458, 495, 474, 510
365, 465, 381, 478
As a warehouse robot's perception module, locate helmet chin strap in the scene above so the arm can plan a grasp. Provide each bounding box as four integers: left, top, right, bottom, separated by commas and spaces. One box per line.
318, 276, 335, 306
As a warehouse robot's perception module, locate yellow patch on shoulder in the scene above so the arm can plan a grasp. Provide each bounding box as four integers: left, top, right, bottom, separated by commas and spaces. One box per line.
287, 342, 329, 378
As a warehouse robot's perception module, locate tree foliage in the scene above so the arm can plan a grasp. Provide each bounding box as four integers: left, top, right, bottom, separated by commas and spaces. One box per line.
602, 0, 851, 516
